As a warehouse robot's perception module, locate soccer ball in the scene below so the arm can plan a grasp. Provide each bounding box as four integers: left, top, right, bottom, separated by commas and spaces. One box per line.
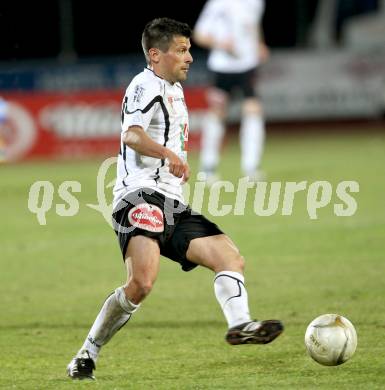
304, 314, 357, 366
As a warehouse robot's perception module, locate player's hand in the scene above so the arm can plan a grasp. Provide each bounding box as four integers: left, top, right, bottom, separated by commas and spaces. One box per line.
164, 150, 189, 180
220, 39, 237, 57
182, 162, 190, 183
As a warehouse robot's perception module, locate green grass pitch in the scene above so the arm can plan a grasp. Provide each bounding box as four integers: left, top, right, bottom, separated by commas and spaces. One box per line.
1, 128, 384, 389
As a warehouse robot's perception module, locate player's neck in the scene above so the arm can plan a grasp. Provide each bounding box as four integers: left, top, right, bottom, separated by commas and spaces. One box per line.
147, 65, 175, 85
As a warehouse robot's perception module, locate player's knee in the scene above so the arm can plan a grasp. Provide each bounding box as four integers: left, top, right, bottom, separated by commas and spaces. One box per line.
130, 277, 154, 300
233, 253, 245, 273
242, 99, 263, 115
216, 252, 245, 274
207, 87, 228, 107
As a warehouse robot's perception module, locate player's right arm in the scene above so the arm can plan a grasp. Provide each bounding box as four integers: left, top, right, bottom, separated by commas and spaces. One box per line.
122, 126, 189, 180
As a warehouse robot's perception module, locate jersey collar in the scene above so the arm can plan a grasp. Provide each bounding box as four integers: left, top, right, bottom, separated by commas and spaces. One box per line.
145, 67, 175, 86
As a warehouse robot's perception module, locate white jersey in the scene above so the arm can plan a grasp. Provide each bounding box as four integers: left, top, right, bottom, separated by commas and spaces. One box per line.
194, 0, 265, 73
113, 68, 189, 209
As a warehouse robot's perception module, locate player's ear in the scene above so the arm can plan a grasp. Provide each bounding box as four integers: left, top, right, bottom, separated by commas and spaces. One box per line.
149, 48, 161, 64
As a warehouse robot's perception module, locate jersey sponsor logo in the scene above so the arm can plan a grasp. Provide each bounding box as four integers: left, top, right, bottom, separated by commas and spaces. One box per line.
167, 95, 186, 114
128, 203, 164, 232
167, 96, 176, 114
168, 96, 185, 106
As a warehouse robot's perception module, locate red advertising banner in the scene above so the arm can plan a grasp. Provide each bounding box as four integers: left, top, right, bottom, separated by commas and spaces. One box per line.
0, 89, 208, 161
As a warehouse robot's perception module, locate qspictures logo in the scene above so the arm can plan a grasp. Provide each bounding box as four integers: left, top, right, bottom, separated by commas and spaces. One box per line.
27, 157, 359, 226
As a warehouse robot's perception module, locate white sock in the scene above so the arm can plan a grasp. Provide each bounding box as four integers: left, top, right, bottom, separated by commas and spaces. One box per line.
79, 286, 140, 361
240, 114, 265, 175
214, 271, 251, 328
200, 112, 225, 172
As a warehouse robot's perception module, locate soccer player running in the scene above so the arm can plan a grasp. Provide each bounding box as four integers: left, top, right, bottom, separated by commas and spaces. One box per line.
67, 17, 283, 380
193, 0, 269, 183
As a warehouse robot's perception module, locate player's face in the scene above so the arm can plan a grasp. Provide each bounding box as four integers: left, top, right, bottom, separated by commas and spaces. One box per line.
158, 36, 193, 83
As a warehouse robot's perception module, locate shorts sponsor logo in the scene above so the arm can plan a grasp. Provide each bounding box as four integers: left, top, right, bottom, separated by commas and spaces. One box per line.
128, 203, 164, 232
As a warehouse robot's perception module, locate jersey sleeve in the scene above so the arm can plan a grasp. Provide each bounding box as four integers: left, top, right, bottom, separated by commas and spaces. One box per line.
121, 80, 161, 133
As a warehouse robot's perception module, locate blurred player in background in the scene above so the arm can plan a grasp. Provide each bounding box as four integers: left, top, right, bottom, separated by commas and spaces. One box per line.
66, 17, 283, 380
193, 0, 269, 183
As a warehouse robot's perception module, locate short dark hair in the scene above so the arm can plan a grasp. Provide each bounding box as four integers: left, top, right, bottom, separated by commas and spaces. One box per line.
142, 17, 192, 64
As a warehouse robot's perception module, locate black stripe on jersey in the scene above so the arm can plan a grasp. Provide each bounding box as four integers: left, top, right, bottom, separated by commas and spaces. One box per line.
117, 144, 128, 187
121, 96, 128, 125
118, 98, 127, 188
122, 142, 129, 179
123, 95, 161, 115
122, 142, 127, 161
158, 97, 170, 174
154, 96, 169, 181
118, 138, 129, 179
123, 95, 170, 146
158, 99, 170, 147
123, 96, 170, 146
154, 168, 160, 183
121, 94, 170, 185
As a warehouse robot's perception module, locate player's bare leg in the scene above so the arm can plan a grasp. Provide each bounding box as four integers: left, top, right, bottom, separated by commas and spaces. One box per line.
186, 234, 283, 344
67, 236, 160, 379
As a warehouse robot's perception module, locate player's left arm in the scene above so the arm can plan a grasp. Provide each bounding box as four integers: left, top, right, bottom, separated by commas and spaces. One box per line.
193, 31, 236, 56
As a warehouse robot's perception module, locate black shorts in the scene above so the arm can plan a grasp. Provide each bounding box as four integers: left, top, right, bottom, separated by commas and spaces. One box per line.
112, 188, 223, 272
213, 67, 259, 98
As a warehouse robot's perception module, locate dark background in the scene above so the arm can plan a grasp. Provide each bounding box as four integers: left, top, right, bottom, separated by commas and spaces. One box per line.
0, 0, 379, 61
0, 0, 316, 61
